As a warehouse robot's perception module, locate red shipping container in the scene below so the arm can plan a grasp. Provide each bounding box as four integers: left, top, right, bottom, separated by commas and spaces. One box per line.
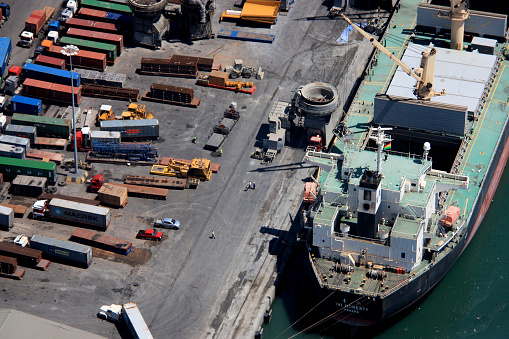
77, 7, 107, 20
47, 46, 107, 71
67, 27, 124, 53
66, 18, 120, 34
23, 78, 82, 105
35, 55, 66, 69
25, 9, 46, 35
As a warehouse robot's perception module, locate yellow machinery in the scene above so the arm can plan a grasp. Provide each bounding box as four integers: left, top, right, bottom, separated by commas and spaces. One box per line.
121, 103, 154, 120
150, 158, 212, 181
98, 104, 115, 122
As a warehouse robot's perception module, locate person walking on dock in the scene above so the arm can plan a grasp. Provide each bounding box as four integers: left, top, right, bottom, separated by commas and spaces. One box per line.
252, 182, 256, 189
219, 148, 223, 156
211, 230, 215, 239
192, 136, 197, 143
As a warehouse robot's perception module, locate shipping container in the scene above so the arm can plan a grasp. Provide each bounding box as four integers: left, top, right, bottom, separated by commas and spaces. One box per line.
22, 63, 81, 87
38, 193, 101, 206
100, 119, 159, 140
149, 84, 195, 104
77, 7, 107, 21
4, 125, 37, 145
30, 234, 92, 267
48, 198, 111, 229
0, 157, 57, 183
66, 17, 120, 34
60, 36, 117, 64
25, 9, 46, 35
70, 228, 132, 254
23, 78, 82, 106
66, 27, 123, 53
0, 144, 25, 159
10, 95, 43, 115
0, 134, 30, 155
11, 175, 47, 197
0, 242, 42, 266
90, 130, 121, 147
109, 182, 168, 200
140, 58, 198, 77
0, 205, 14, 230
34, 55, 66, 69
97, 183, 128, 207
104, 11, 133, 25
0, 255, 17, 274
171, 54, 214, 71
0, 37, 11, 77
81, 0, 133, 15
11, 113, 70, 138
122, 302, 153, 338
47, 45, 106, 71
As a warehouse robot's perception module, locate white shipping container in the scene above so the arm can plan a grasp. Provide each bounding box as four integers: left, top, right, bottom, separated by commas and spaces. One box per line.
90, 130, 121, 147
0, 205, 14, 230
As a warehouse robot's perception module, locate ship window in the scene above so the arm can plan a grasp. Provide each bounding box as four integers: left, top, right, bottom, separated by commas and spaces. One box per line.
363, 203, 370, 210
401, 252, 406, 259
363, 190, 371, 201
411, 183, 416, 187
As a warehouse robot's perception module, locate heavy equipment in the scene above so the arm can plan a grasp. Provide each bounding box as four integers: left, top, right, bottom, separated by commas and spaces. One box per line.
97, 104, 115, 122
91, 173, 104, 192
60, 158, 92, 171
306, 135, 325, 152
121, 103, 153, 120
90, 142, 159, 162
225, 59, 263, 79
150, 158, 212, 181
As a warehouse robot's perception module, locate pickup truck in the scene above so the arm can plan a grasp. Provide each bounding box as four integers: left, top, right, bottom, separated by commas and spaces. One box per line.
154, 217, 180, 230
137, 229, 162, 241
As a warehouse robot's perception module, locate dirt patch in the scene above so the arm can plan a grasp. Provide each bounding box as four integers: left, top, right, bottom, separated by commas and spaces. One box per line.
93, 247, 152, 267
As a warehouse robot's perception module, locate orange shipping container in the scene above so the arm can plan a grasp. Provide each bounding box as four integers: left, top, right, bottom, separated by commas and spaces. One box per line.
46, 46, 107, 71
41, 40, 53, 49
35, 55, 66, 70
22, 78, 82, 105
25, 9, 46, 34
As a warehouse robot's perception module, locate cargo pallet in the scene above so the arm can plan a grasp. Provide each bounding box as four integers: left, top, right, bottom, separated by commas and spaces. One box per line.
141, 92, 200, 108
26, 149, 65, 164
0, 268, 25, 280
81, 84, 140, 101
217, 29, 275, 43
198, 82, 256, 94
124, 175, 199, 189
138, 70, 197, 78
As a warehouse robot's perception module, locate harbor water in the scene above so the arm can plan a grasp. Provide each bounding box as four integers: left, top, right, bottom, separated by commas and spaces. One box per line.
264, 168, 509, 338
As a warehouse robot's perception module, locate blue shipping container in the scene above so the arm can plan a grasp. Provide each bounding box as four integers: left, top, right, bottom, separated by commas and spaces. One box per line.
22, 63, 81, 87
0, 37, 12, 77
11, 95, 43, 116
105, 12, 133, 24
49, 20, 60, 31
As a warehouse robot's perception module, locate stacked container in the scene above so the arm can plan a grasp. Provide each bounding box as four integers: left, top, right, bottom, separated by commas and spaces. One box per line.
34, 55, 66, 69
0, 157, 57, 183
60, 36, 117, 64
11, 175, 47, 197
0, 144, 25, 159
0, 205, 14, 230
25, 9, 46, 35
11, 113, 71, 138
22, 63, 81, 87
66, 27, 123, 53
4, 125, 37, 145
66, 18, 121, 34
46, 45, 107, 71
0, 134, 30, 155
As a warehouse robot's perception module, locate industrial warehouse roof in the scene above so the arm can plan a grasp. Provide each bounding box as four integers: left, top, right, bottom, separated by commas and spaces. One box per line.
385, 43, 498, 112
0, 309, 106, 339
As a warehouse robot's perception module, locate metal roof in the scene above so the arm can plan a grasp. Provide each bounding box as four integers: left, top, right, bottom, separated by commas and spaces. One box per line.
385, 43, 498, 112
0, 309, 106, 339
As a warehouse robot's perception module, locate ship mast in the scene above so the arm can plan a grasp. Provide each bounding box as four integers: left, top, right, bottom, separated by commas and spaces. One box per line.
369, 126, 392, 176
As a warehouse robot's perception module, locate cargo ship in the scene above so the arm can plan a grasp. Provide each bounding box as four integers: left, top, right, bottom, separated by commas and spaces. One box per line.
301, 0, 509, 326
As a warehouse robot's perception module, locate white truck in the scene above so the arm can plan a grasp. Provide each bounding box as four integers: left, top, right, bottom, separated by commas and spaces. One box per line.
98, 302, 153, 339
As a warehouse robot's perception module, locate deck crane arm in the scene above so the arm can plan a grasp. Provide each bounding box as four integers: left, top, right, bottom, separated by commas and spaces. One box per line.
342, 14, 445, 100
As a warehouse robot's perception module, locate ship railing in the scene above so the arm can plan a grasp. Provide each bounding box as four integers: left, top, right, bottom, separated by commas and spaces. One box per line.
363, 146, 432, 164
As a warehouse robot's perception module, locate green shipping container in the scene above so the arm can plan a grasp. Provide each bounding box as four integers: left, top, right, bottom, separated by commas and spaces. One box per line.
11, 113, 71, 139
0, 157, 57, 183
60, 36, 117, 64
80, 0, 133, 15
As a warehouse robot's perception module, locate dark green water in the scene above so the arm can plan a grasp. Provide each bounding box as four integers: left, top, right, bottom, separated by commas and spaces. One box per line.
264, 168, 509, 338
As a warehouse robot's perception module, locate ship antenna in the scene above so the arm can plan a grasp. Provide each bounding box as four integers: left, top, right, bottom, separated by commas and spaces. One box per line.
423, 142, 431, 162
369, 126, 392, 176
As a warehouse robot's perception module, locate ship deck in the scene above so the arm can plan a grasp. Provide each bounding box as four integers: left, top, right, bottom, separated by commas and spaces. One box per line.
312, 0, 509, 295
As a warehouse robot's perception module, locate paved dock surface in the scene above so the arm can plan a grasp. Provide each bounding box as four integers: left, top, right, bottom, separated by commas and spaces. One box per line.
0, 1, 376, 338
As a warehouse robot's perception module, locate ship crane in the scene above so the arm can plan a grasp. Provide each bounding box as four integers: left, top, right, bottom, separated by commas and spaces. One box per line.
342, 14, 446, 101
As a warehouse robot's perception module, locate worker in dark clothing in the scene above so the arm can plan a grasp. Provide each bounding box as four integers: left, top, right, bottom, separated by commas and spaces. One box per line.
252, 182, 256, 189
192, 136, 197, 143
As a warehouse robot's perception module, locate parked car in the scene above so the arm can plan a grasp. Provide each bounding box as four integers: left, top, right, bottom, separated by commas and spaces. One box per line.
137, 229, 162, 241
154, 217, 180, 230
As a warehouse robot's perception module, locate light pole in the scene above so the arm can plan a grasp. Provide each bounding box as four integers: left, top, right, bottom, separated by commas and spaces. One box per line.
61, 45, 79, 174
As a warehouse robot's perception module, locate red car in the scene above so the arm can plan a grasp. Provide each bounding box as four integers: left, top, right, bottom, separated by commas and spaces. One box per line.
137, 229, 163, 241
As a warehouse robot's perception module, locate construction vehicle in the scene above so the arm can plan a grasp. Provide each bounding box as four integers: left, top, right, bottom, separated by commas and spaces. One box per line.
91, 173, 104, 192
97, 105, 115, 123
150, 158, 212, 181
121, 103, 153, 120
343, 14, 445, 100
306, 135, 325, 152
90, 142, 159, 162
225, 59, 264, 80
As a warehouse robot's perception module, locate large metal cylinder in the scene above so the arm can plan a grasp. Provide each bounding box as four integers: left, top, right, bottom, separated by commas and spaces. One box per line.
127, 0, 167, 18
297, 82, 339, 116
